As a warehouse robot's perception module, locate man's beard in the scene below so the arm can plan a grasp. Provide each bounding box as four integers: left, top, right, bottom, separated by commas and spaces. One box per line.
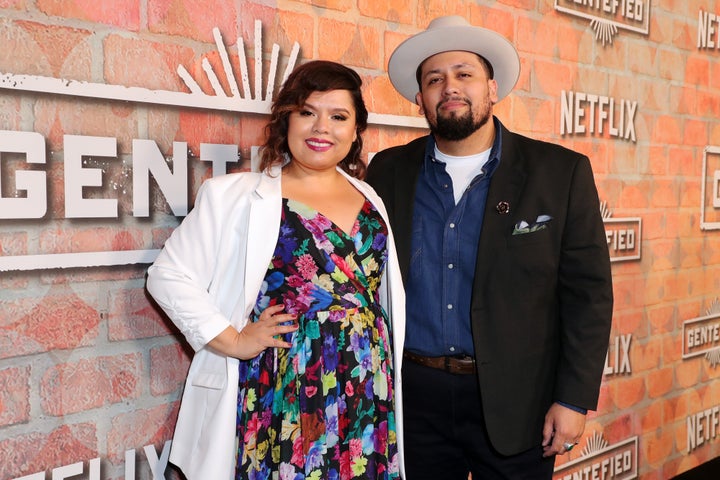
428, 99, 491, 141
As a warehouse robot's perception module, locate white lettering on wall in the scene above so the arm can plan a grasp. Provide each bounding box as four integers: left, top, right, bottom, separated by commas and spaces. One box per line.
604, 333, 632, 375
687, 405, 720, 452
132, 140, 189, 217
64, 135, 118, 218
0, 130, 47, 218
698, 9, 720, 49
0, 130, 247, 221
11, 443, 169, 480
560, 90, 637, 142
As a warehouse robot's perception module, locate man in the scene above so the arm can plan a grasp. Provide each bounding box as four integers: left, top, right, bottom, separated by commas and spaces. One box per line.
366, 15, 613, 480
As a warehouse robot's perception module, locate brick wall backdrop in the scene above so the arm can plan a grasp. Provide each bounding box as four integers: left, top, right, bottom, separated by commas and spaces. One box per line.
1, 1, 719, 479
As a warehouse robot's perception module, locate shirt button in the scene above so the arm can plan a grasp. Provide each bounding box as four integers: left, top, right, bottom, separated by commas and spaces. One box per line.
449, 223, 456, 228
449, 346, 456, 352
448, 263, 454, 269
447, 304, 453, 310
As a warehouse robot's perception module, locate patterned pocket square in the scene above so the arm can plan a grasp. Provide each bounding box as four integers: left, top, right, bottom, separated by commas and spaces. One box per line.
512, 215, 553, 235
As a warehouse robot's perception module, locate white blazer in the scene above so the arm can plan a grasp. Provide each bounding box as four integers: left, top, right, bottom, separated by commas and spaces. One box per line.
146, 167, 405, 480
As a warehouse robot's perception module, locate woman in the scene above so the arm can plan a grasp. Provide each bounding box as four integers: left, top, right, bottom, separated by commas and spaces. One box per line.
147, 60, 405, 480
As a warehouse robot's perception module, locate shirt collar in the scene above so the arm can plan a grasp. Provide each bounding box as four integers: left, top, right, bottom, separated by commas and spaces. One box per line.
424, 115, 504, 173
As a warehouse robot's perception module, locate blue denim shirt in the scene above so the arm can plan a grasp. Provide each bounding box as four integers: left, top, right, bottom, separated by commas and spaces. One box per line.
403, 118, 587, 414
404, 120, 501, 357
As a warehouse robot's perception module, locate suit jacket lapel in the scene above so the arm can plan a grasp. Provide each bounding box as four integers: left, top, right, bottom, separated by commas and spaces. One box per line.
392, 142, 424, 280
475, 129, 527, 277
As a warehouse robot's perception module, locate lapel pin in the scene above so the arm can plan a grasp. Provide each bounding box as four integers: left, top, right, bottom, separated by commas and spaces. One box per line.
496, 201, 510, 214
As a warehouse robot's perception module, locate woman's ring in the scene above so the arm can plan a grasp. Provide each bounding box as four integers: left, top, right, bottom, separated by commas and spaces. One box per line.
563, 442, 576, 452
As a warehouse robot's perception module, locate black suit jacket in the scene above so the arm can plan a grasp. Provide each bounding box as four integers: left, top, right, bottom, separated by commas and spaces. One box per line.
366, 125, 613, 456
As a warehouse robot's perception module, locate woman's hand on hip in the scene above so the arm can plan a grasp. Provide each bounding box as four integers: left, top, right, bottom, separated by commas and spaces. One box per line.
208, 304, 298, 360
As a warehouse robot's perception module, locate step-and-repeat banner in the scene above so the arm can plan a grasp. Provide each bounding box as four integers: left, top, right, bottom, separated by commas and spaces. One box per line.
1, 1, 718, 479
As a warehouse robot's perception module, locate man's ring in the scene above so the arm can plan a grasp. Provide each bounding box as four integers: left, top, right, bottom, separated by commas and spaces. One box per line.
563, 442, 576, 452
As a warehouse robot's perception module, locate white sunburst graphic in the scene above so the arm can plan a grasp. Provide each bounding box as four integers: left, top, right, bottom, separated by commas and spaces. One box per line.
0, 18, 429, 273
554, 429, 638, 477
590, 19, 619, 46
580, 430, 609, 457
0, 19, 427, 128
599, 200, 613, 220
554, 0, 650, 46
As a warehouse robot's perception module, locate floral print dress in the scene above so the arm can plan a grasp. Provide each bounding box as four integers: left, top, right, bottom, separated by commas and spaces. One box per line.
235, 198, 399, 480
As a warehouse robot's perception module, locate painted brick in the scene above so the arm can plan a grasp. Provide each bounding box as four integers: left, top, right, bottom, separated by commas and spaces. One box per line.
670, 85, 696, 116
0, 365, 31, 427
668, 146, 698, 177
148, 0, 238, 43
517, 97, 555, 137
675, 360, 702, 390
0, 287, 99, 359
0, 92, 22, 130
615, 313, 644, 344
0, 231, 29, 289
416, 0, 466, 28
595, 382, 615, 413
684, 119, 708, 146
0, 0, 26, 8
318, 18, 381, 69
39, 226, 145, 255
358, 0, 413, 24
364, 71, 418, 117
41, 353, 142, 416
108, 287, 174, 341
638, 78, 670, 112
37, 0, 141, 30
497, 0, 535, 9
611, 276, 645, 311
533, 59, 575, 96
629, 42, 659, 76
603, 412, 634, 443
647, 305, 677, 335
651, 179, 681, 208
275, 10, 315, 60
640, 400, 665, 433
643, 429, 675, 467
104, 35, 195, 91
517, 16, 558, 58
33, 96, 139, 158
632, 336, 663, 373
0, 423, 98, 480
647, 367, 675, 399
612, 376, 646, 410
106, 402, 179, 464
468, 6, 515, 44
618, 182, 650, 210
697, 90, 720, 116
658, 49, 686, 82
612, 143, 642, 175
298, 0, 352, 12
685, 53, 710, 87
149, 342, 191, 396
0, 20, 92, 78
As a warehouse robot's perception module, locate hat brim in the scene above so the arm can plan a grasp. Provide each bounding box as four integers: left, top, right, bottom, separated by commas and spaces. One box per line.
388, 25, 520, 103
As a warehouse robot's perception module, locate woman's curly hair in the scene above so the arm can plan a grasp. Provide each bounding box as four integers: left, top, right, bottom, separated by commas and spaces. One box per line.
259, 60, 369, 178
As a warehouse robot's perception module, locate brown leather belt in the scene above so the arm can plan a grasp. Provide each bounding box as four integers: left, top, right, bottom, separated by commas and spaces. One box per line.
404, 350, 476, 375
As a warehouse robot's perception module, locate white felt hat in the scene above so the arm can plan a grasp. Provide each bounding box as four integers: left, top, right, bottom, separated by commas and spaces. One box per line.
388, 15, 520, 103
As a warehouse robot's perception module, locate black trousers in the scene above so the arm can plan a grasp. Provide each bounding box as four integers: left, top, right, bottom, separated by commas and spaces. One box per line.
402, 359, 556, 480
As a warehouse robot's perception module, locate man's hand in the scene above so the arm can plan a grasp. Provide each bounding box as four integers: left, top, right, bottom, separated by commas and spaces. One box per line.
541, 402, 586, 457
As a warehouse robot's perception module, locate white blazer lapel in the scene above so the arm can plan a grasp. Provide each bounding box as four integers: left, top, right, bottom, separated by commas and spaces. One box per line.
242, 170, 282, 316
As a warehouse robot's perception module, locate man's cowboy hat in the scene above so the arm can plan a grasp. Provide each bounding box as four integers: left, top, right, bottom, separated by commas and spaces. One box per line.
388, 15, 520, 103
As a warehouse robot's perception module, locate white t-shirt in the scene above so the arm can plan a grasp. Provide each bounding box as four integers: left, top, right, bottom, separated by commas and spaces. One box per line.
434, 145, 492, 204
